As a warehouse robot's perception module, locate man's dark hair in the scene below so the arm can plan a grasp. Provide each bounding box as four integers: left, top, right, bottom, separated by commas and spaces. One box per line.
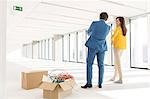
100, 12, 108, 21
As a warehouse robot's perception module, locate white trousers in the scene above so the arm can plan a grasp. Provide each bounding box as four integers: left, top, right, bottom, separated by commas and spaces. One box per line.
113, 48, 123, 80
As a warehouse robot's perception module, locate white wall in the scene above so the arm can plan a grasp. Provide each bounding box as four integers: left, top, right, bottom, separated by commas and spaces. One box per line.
0, 0, 6, 98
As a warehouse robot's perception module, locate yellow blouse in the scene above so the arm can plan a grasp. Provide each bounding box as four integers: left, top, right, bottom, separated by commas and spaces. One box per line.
111, 26, 126, 49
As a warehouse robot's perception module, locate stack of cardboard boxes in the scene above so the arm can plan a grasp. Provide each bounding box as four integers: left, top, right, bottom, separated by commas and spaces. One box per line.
22, 70, 48, 90
40, 79, 75, 99
21, 70, 75, 99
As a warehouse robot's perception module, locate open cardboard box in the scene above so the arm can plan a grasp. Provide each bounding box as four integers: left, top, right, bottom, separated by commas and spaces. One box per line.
39, 79, 75, 99
22, 70, 48, 90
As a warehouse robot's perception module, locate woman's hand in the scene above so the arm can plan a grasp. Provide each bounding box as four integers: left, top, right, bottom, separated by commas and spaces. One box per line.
111, 29, 114, 33
111, 39, 114, 45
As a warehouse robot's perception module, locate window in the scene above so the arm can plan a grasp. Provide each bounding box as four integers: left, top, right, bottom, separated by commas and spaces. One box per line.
121, 23, 130, 67
77, 31, 87, 62
38, 41, 42, 59
26, 43, 33, 58
32, 41, 39, 59
131, 16, 148, 68
41, 40, 45, 59
48, 38, 53, 60
22, 44, 27, 57
104, 24, 113, 66
63, 34, 69, 61
70, 33, 77, 62
45, 39, 49, 60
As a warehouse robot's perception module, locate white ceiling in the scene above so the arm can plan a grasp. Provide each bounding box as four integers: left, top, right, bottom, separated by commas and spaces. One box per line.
7, 0, 150, 53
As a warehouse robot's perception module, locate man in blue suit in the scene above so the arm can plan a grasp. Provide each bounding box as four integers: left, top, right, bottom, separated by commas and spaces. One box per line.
81, 12, 110, 88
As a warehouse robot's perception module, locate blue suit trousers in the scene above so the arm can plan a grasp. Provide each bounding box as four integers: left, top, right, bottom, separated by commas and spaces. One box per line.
86, 48, 105, 85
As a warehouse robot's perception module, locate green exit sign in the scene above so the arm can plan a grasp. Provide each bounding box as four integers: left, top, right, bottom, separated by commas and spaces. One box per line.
13, 6, 23, 11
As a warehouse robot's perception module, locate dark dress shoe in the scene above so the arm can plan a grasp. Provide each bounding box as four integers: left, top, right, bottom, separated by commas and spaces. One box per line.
81, 84, 92, 88
98, 84, 102, 88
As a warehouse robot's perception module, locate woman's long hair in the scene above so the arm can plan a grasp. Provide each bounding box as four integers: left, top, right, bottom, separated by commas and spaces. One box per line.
116, 17, 127, 36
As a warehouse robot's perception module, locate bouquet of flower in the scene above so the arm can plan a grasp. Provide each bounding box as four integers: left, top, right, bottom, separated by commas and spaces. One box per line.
57, 72, 74, 81
47, 69, 74, 83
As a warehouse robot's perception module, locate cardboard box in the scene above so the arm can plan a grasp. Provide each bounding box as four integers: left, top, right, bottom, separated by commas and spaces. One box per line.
39, 79, 75, 99
22, 70, 48, 90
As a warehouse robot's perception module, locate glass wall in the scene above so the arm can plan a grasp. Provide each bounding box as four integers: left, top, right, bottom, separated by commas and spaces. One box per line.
131, 16, 149, 68
22, 44, 27, 57
45, 39, 49, 60
70, 33, 77, 62
63, 34, 70, 61
62, 31, 87, 63
77, 31, 87, 63
121, 22, 130, 67
104, 25, 113, 66
23, 37, 54, 60
32, 41, 39, 59
38, 40, 42, 59
62, 28, 115, 66
26, 43, 33, 58
48, 38, 53, 60
41, 40, 45, 59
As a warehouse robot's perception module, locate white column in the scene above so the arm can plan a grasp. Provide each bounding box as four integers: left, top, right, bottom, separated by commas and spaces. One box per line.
0, 0, 6, 98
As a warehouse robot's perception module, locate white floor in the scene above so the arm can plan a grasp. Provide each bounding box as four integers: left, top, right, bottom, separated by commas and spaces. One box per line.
5, 51, 150, 99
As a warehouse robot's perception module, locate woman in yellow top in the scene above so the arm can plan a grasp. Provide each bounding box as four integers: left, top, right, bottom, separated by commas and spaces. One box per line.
110, 17, 127, 84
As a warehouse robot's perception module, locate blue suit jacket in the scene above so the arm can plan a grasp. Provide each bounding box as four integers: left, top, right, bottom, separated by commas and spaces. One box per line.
85, 19, 110, 52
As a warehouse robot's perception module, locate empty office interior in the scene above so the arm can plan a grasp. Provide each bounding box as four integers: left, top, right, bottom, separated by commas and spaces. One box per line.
0, 0, 150, 99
